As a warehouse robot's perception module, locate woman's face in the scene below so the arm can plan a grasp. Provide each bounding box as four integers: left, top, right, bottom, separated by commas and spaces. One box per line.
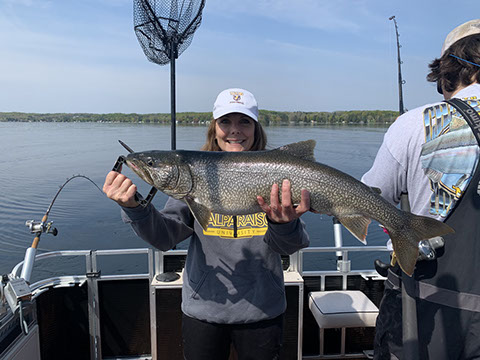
215, 112, 256, 152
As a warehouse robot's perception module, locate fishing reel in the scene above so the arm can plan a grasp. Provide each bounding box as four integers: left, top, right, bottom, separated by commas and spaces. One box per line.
25, 220, 58, 236
418, 236, 444, 261
375, 236, 445, 277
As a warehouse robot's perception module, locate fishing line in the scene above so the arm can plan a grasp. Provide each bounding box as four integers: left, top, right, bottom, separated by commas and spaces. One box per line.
27, 175, 104, 250
16, 174, 105, 300
44, 174, 103, 218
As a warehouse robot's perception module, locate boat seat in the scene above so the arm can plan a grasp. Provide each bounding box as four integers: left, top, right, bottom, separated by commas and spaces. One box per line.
307, 290, 379, 358
308, 290, 379, 329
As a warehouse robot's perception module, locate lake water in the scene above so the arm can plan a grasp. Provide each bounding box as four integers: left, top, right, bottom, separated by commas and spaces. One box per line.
0, 122, 391, 281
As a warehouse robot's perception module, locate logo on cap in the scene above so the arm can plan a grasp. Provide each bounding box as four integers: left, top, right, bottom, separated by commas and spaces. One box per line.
230, 91, 244, 104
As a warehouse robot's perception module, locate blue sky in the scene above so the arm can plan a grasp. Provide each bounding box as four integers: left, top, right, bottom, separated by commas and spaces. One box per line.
1, 0, 479, 114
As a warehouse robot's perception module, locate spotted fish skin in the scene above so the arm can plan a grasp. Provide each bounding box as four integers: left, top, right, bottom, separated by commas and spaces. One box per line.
125, 140, 454, 276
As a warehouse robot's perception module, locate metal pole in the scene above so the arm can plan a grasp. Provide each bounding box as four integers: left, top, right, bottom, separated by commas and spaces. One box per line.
86, 251, 102, 360
170, 39, 177, 150
389, 16, 405, 115
400, 193, 419, 360
333, 217, 343, 258
170, 39, 177, 253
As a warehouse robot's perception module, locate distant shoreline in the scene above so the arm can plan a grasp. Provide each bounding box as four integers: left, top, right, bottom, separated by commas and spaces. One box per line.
0, 109, 399, 126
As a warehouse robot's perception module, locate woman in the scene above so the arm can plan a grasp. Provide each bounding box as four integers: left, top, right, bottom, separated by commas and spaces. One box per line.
103, 88, 310, 360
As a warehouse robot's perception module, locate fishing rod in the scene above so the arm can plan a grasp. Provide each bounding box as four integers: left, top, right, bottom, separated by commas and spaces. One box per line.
389, 16, 406, 115
2, 175, 103, 336
388, 16, 418, 360
21, 175, 103, 282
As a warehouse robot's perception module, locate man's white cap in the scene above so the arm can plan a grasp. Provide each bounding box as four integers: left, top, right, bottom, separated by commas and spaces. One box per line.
441, 19, 480, 56
213, 88, 259, 122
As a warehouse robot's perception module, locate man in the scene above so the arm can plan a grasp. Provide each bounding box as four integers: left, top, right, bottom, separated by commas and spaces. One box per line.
362, 20, 480, 359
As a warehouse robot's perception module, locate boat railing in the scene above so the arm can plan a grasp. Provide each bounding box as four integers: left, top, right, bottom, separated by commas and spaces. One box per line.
297, 245, 390, 286
9, 248, 153, 296
4, 244, 390, 360
8, 244, 391, 295
296, 216, 390, 285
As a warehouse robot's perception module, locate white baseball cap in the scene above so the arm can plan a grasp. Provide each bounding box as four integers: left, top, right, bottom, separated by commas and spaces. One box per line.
441, 19, 480, 56
212, 88, 259, 122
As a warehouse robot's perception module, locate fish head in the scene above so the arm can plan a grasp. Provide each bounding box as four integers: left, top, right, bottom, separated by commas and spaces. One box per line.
125, 151, 182, 193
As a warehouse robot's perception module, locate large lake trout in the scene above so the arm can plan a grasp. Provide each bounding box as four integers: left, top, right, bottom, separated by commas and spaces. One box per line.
124, 140, 453, 276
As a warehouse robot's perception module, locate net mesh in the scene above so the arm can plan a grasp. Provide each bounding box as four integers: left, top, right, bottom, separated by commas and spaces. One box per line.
134, 0, 206, 65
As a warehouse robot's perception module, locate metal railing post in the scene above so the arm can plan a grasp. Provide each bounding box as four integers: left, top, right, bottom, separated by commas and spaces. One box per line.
148, 248, 158, 360
86, 250, 102, 360
400, 193, 419, 360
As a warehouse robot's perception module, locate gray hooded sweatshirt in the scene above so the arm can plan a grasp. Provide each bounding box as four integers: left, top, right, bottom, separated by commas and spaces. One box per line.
122, 197, 309, 324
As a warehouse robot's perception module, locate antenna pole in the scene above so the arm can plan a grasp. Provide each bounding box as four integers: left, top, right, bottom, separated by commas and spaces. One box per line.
390, 16, 406, 115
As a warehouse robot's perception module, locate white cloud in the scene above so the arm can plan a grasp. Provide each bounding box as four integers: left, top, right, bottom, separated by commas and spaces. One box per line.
3, 0, 52, 8
206, 0, 369, 32
97, 0, 131, 7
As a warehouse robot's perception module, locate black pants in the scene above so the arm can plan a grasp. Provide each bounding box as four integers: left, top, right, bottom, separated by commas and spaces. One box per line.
182, 313, 284, 360
374, 288, 480, 360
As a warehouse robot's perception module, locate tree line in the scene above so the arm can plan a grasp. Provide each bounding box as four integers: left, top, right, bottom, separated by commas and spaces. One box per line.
0, 109, 399, 125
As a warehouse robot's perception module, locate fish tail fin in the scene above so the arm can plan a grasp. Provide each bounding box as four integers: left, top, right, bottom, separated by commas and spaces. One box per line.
386, 213, 454, 276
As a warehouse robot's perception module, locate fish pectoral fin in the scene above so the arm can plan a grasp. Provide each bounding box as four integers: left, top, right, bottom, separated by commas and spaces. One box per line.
337, 215, 371, 244
390, 252, 397, 267
184, 197, 212, 231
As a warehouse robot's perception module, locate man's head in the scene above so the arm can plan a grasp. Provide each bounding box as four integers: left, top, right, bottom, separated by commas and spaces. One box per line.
427, 20, 480, 97
441, 20, 480, 57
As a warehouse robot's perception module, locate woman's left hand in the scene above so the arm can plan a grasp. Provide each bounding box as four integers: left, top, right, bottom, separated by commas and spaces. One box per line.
257, 179, 310, 223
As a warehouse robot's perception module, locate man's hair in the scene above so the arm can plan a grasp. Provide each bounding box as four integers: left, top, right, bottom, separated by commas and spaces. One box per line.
427, 34, 480, 94
201, 119, 267, 151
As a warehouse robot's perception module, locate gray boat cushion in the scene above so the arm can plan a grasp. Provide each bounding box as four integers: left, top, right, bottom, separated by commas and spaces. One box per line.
308, 290, 379, 328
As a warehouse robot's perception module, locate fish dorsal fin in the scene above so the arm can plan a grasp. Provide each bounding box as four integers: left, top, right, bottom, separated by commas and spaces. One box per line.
337, 215, 371, 245
370, 186, 382, 195
184, 196, 212, 231
275, 140, 316, 161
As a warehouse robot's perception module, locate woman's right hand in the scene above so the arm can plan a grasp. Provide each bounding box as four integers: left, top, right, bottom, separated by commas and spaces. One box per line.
103, 170, 139, 208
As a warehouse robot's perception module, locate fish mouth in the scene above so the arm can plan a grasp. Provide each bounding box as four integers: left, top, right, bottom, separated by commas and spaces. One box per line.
126, 159, 155, 186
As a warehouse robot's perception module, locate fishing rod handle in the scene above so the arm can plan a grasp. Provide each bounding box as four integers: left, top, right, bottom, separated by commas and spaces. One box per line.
20, 247, 36, 282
